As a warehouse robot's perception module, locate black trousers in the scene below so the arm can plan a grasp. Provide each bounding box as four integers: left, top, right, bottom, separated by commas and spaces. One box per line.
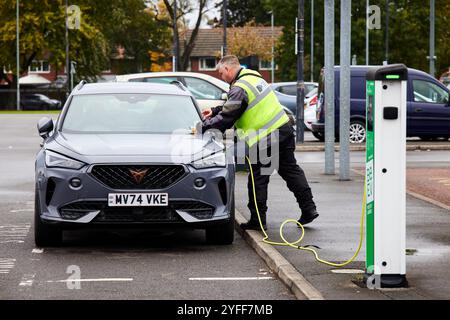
246, 124, 315, 222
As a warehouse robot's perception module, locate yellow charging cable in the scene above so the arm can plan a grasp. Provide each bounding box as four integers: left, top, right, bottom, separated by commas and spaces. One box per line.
246, 156, 366, 267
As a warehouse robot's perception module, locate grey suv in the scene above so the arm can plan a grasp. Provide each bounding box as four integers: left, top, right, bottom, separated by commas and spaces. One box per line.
35, 82, 235, 246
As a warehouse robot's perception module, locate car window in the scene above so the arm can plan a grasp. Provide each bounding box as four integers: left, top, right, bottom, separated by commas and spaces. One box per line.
351, 77, 366, 99
278, 85, 296, 96
62, 94, 200, 133
306, 88, 318, 99
183, 77, 223, 100
305, 84, 317, 96
129, 77, 178, 84
413, 80, 449, 104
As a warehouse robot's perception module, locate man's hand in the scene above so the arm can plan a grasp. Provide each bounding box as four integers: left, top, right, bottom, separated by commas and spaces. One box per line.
201, 108, 213, 119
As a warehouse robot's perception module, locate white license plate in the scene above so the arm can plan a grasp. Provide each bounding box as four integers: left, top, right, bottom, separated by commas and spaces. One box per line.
108, 193, 168, 207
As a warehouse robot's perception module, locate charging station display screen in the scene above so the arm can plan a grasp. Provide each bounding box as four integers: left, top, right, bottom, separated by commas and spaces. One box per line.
367, 95, 374, 132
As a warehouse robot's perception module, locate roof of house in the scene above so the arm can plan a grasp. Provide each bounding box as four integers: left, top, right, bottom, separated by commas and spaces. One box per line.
181, 26, 283, 57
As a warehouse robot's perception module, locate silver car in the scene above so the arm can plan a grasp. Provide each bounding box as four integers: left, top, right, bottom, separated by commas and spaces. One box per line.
35, 82, 235, 246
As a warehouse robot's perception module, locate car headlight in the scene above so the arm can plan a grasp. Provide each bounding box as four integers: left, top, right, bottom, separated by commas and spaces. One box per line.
45, 150, 85, 170
191, 152, 226, 169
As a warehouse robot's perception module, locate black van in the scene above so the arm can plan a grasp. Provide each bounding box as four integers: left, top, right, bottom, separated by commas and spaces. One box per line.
311, 66, 450, 143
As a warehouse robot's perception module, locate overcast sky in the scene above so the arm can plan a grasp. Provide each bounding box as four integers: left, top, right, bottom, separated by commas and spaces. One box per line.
184, 0, 221, 28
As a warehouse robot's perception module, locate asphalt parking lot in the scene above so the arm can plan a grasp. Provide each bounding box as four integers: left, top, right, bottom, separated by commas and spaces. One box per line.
0, 114, 296, 300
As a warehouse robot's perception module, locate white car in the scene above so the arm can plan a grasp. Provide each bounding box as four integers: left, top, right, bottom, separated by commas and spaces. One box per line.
116, 71, 296, 126
304, 88, 318, 131
115, 72, 229, 111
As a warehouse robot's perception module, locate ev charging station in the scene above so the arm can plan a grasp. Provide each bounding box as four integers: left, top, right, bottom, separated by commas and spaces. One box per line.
365, 64, 409, 288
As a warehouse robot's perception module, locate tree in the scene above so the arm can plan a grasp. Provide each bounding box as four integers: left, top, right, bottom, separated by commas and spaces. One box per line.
150, 0, 213, 71
212, 0, 272, 27
0, 0, 109, 83
266, 0, 450, 81
227, 21, 275, 61
0, 0, 171, 90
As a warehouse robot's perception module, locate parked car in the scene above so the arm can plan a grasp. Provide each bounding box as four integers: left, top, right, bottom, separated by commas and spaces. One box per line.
116, 71, 297, 126
271, 83, 318, 130
34, 81, 235, 246
311, 66, 450, 143
21, 94, 61, 110
271, 82, 318, 97
115, 72, 229, 111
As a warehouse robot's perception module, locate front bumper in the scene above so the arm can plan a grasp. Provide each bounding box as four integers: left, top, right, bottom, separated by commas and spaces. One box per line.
36, 161, 234, 229
311, 122, 325, 134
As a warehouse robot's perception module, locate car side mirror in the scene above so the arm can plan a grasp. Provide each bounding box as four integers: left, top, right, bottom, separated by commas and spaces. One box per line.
221, 92, 228, 100
37, 117, 54, 139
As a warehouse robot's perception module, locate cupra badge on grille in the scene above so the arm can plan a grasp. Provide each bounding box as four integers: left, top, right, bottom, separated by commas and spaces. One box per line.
129, 169, 149, 184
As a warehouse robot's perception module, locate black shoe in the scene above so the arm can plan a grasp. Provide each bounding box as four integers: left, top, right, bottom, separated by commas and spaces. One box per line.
298, 209, 319, 226
240, 220, 267, 231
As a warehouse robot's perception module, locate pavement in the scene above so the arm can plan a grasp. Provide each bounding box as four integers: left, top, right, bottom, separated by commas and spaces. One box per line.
234, 152, 450, 300
0, 114, 297, 300
2, 113, 450, 300
295, 139, 450, 152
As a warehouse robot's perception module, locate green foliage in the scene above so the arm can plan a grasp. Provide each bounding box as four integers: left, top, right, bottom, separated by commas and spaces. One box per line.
222, 0, 450, 81
0, 0, 109, 81
214, 0, 273, 27
0, 0, 170, 82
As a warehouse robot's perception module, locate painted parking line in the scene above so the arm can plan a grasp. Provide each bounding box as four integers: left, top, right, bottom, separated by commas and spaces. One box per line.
10, 209, 33, 213
32, 249, 44, 254
46, 278, 134, 283
19, 274, 36, 287
188, 277, 274, 281
0, 224, 30, 244
0, 258, 16, 274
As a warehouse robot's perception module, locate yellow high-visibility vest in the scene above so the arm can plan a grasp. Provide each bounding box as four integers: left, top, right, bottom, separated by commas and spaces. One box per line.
233, 69, 289, 147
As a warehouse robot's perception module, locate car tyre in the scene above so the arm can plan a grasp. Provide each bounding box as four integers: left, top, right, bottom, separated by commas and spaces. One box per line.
34, 187, 62, 247
312, 131, 325, 142
419, 136, 439, 141
205, 196, 235, 245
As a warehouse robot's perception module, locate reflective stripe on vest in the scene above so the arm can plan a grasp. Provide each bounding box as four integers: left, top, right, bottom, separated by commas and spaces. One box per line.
233, 69, 289, 147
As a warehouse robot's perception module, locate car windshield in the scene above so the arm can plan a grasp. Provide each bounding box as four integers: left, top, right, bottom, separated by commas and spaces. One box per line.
62, 93, 200, 133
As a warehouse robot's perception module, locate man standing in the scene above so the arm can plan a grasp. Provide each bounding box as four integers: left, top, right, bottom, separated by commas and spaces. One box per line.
202, 55, 318, 230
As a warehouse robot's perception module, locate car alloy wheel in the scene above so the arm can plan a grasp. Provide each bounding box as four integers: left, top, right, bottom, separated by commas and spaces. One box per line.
349, 121, 366, 144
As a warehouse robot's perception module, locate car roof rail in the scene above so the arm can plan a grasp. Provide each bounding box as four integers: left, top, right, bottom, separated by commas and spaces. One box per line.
76, 80, 87, 90
170, 80, 187, 91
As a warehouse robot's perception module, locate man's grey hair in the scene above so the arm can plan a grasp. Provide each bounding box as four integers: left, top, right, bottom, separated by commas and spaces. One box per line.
216, 55, 241, 70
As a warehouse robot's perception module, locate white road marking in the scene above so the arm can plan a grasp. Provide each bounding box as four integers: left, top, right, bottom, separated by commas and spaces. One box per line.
0, 258, 16, 274
46, 278, 134, 283
19, 274, 35, 287
32, 249, 44, 254
331, 269, 365, 274
188, 277, 274, 281
0, 224, 30, 244
10, 209, 33, 213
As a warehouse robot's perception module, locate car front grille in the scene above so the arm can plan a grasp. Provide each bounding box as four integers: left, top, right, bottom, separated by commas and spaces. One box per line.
90, 165, 186, 190
59, 200, 215, 222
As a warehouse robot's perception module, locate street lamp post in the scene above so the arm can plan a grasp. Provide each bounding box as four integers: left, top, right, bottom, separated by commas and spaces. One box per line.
223, 0, 227, 57
65, 0, 70, 95
173, 0, 178, 72
384, 0, 389, 64
366, 0, 369, 65
310, 0, 314, 82
271, 11, 274, 84
296, 0, 305, 143
429, 0, 436, 77
16, 0, 20, 111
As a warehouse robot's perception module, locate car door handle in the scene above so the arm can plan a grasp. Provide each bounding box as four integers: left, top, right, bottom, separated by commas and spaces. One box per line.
414, 108, 423, 112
